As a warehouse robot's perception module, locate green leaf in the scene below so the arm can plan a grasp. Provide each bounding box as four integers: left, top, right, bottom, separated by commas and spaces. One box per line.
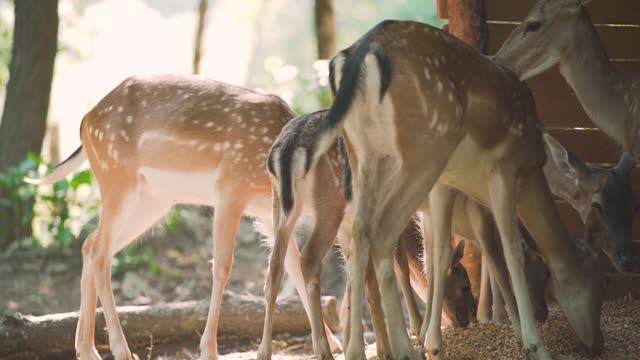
70, 170, 93, 190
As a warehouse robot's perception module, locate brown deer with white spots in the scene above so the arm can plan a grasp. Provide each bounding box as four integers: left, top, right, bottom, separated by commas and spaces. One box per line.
310, 20, 604, 359
257, 109, 477, 360
493, 0, 640, 158
24, 75, 344, 360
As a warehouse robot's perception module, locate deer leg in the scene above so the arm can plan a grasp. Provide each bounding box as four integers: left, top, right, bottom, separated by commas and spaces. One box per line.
75, 233, 101, 360
419, 214, 435, 345
395, 235, 423, 336
365, 258, 392, 359
466, 204, 520, 335
489, 169, 550, 360
257, 194, 299, 360
423, 183, 456, 360
489, 270, 509, 324
345, 212, 373, 359
341, 279, 352, 350
200, 195, 246, 360
477, 255, 492, 323
88, 190, 170, 360
299, 206, 344, 359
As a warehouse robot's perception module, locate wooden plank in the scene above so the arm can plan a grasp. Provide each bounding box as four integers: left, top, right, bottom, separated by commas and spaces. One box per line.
484, 0, 640, 25
545, 129, 622, 164
526, 62, 640, 95
534, 92, 593, 128
437, 0, 448, 20
488, 23, 640, 59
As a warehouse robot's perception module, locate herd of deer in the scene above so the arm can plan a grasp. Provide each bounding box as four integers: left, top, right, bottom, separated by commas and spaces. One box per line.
24, 0, 640, 359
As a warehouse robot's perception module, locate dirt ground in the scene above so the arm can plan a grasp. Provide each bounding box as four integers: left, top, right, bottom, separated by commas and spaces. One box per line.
3, 207, 639, 359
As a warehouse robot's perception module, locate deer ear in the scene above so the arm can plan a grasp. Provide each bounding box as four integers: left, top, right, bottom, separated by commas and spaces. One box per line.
451, 239, 465, 265
544, 133, 589, 180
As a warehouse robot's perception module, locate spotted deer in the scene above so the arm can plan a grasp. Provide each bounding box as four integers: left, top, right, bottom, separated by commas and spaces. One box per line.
257, 109, 477, 360
492, 0, 640, 273
493, 0, 640, 158
23, 75, 343, 360
476, 135, 637, 322
311, 20, 604, 359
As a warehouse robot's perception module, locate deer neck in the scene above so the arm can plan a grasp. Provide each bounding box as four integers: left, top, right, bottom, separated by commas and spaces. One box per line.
557, 17, 633, 150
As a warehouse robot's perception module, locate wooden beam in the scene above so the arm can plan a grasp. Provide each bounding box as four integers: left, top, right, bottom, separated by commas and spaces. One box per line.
446, 0, 488, 53
437, 0, 448, 19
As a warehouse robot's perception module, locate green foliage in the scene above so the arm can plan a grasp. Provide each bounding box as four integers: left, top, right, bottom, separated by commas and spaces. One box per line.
0, 154, 39, 244
0, 153, 98, 252
113, 244, 160, 277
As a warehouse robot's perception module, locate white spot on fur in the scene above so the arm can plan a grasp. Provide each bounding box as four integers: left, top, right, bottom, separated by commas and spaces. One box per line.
120, 130, 130, 142
141, 100, 147, 107
213, 143, 221, 151
205, 122, 214, 128
117, 106, 124, 113
234, 142, 243, 149
193, 120, 200, 125
197, 143, 207, 151
223, 141, 231, 150
437, 81, 443, 93
424, 68, 431, 80
126, 115, 133, 124
430, 109, 439, 128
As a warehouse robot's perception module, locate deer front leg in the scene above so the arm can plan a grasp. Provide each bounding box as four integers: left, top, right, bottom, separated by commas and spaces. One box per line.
419, 214, 435, 345
395, 235, 423, 336
489, 270, 509, 324
424, 184, 456, 360
476, 255, 492, 323
200, 197, 245, 360
488, 169, 550, 360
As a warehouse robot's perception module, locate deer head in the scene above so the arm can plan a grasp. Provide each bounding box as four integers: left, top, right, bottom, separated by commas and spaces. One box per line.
443, 240, 478, 327
493, 0, 594, 80
543, 133, 638, 273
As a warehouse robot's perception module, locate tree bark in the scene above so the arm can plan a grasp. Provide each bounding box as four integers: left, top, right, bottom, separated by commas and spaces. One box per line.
0, 0, 59, 248
193, 0, 208, 75
0, 293, 340, 358
446, 0, 488, 53
314, 0, 336, 59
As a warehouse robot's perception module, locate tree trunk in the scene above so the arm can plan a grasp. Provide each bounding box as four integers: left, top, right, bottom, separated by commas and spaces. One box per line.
193, 0, 208, 75
446, 0, 488, 53
0, 0, 59, 248
314, 0, 336, 59
0, 293, 340, 358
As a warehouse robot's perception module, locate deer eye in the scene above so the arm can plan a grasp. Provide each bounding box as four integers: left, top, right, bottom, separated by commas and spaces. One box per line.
591, 202, 604, 215
525, 21, 542, 34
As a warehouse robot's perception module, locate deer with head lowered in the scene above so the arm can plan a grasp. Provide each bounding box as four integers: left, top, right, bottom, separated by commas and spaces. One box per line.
257, 109, 477, 360
476, 134, 637, 323
310, 20, 604, 360
493, 0, 640, 157
23, 75, 345, 360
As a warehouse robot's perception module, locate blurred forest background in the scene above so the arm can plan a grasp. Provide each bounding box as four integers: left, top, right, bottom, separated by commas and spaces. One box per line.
0, 0, 444, 326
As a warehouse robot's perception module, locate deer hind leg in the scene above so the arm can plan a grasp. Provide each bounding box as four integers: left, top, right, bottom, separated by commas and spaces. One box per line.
395, 230, 423, 337
423, 183, 456, 360
299, 199, 344, 359
476, 254, 492, 323
488, 168, 550, 360
78, 187, 171, 360
200, 194, 247, 360
257, 192, 301, 360
75, 232, 101, 360
365, 257, 392, 359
